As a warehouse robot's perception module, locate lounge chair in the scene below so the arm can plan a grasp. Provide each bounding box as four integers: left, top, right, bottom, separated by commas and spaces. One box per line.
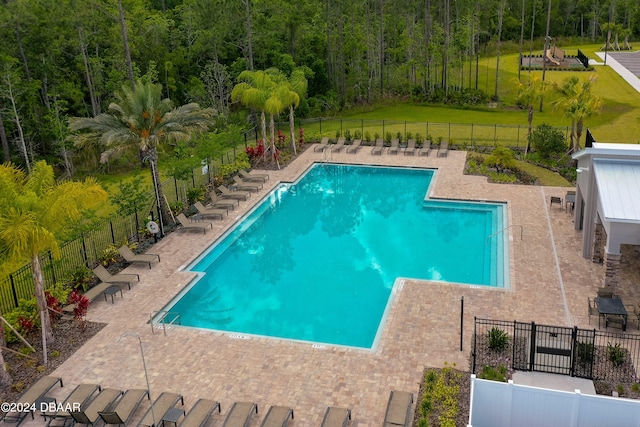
346, 139, 361, 154
588, 297, 602, 327
222, 402, 258, 427
388, 138, 400, 155
194, 201, 227, 220
240, 169, 269, 182
321, 407, 351, 427
70, 388, 123, 425
371, 138, 384, 155
437, 140, 449, 157
93, 264, 140, 290
0, 376, 63, 424
383, 391, 413, 427
418, 140, 431, 156
176, 213, 212, 234
209, 190, 238, 210
118, 245, 160, 269
331, 137, 346, 152
178, 398, 221, 427
137, 392, 184, 427
233, 175, 262, 192
99, 388, 149, 425
314, 137, 330, 152
404, 139, 416, 156
219, 185, 251, 201
260, 406, 293, 427
43, 383, 102, 426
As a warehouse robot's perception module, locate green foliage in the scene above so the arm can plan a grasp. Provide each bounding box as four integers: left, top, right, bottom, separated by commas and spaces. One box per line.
109, 175, 151, 216
186, 186, 207, 204
487, 327, 509, 351
489, 172, 517, 183
364, 131, 372, 142
478, 365, 508, 382
353, 129, 363, 140
631, 383, 640, 393
416, 364, 461, 427
531, 124, 567, 158
344, 129, 352, 141
415, 133, 423, 143
100, 245, 120, 267
484, 147, 516, 172
395, 131, 403, 143
169, 201, 185, 213
607, 342, 626, 367
66, 266, 92, 292
617, 384, 625, 394
384, 131, 393, 143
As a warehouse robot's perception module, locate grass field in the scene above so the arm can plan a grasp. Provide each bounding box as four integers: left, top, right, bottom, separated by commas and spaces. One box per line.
299, 44, 640, 145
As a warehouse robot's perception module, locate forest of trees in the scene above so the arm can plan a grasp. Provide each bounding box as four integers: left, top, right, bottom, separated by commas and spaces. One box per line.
0, 0, 638, 171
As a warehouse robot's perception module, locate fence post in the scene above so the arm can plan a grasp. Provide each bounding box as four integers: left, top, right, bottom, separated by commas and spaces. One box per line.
529, 321, 537, 371
81, 235, 88, 266
472, 317, 477, 373
110, 221, 116, 244
48, 252, 56, 284
404, 121, 407, 140
174, 178, 179, 202
9, 274, 18, 308
135, 208, 141, 243
319, 117, 322, 135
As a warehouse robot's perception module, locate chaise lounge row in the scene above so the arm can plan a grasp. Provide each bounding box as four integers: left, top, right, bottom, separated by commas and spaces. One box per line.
2, 375, 414, 426
314, 137, 448, 157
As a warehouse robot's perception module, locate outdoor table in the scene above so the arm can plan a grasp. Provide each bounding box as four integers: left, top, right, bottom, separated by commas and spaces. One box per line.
103, 285, 123, 304
595, 297, 627, 331
161, 407, 185, 427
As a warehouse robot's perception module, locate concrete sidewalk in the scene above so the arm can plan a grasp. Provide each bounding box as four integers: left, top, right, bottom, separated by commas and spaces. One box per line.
512, 371, 596, 395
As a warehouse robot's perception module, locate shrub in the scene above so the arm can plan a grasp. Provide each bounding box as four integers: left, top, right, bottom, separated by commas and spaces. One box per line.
344, 129, 351, 141
384, 131, 393, 143
364, 131, 372, 142
396, 131, 403, 143
531, 124, 567, 158
169, 201, 185, 214
479, 365, 508, 382
69, 289, 90, 331
67, 266, 92, 292
576, 341, 594, 365
100, 245, 120, 267
487, 327, 509, 351
484, 147, 516, 173
245, 140, 265, 163
415, 133, 423, 144
186, 186, 206, 204
416, 364, 461, 427
607, 342, 626, 367
353, 129, 362, 140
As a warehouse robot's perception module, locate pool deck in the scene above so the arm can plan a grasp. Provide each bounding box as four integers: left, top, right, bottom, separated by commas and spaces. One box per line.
24, 146, 640, 426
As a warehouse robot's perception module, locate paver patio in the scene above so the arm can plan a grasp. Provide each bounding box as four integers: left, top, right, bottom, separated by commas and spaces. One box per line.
17, 146, 640, 426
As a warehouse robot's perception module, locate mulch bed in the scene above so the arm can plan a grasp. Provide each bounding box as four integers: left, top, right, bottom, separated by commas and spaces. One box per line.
1, 320, 105, 402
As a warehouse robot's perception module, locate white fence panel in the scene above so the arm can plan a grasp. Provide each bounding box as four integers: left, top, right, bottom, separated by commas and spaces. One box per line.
469, 375, 640, 427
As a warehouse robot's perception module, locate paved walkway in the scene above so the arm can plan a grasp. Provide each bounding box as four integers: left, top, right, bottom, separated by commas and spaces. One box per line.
15, 147, 640, 426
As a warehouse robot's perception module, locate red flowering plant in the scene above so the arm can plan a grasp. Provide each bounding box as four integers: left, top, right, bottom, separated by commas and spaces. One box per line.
276, 130, 288, 148
245, 140, 265, 165
17, 316, 35, 334
68, 289, 90, 331
298, 127, 305, 146
45, 290, 62, 324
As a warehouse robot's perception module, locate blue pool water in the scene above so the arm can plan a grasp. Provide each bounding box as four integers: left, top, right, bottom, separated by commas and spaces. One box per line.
164, 164, 507, 348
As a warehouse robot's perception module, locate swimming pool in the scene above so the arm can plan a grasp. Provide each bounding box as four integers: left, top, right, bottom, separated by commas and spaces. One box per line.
162, 164, 508, 348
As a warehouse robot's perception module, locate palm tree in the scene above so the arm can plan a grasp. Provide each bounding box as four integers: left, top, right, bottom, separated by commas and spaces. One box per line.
70, 80, 216, 228
516, 75, 546, 156
284, 69, 308, 155
231, 70, 273, 156
0, 161, 107, 345
553, 76, 602, 153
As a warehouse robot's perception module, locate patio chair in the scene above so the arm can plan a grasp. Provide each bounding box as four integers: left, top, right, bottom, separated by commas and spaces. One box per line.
388, 138, 400, 155
93, 264, 140, 290
597, 287, 614, 298
331, 137, 346, 152
404, 139, 416, 156
588, 297, 601, 327
99, 388, 150, 425
233, 175, 262, 192
137, 392, 184, 427
383, 391, 413, 427
550, 196, 563, 209
178, 398, 221, 427
219, 185, 251, 201
240, 169, 269, 182
222, 402, 258, 427
0, 375, 63, 424
346, 139, 361, 154
70, 388, 123, 425
194, 201, 227, 220
209, 190, 238, 209
320, 407, 351, 427
314, 137, 330, 152
43, 383, 102, 426
118, 245, 160, 269
260, 405, 294, 427
437, 140, 449, 157
418, 140, 431, 156
371, 138, 384, 155
176, 213, 212, 234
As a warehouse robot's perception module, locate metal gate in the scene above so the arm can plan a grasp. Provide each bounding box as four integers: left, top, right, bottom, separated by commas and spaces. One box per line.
514, 322, 595, 378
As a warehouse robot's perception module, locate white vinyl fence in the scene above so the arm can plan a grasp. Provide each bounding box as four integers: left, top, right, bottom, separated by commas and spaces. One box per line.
468, 375, 640, 427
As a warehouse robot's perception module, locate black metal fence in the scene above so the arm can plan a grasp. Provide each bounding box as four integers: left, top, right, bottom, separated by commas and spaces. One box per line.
577, 49, 590, 69
473, 317, 640, 383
